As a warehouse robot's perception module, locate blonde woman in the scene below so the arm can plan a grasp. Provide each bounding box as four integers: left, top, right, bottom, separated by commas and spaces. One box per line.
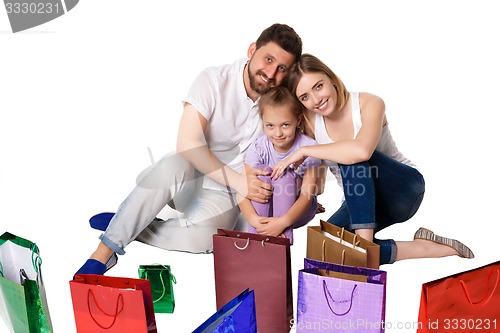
273, 54, 473, 265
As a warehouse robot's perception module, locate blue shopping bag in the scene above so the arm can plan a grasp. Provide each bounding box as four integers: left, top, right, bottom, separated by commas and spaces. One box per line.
192, 289, 257, 333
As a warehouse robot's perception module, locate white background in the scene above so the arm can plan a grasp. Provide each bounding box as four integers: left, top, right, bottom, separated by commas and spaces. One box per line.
1, 0, 499, 332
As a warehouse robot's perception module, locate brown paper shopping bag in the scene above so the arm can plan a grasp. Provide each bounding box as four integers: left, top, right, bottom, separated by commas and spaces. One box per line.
307, 220, 380, 269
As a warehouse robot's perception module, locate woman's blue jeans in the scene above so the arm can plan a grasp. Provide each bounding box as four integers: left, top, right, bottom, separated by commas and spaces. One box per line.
327, 150, 425, 265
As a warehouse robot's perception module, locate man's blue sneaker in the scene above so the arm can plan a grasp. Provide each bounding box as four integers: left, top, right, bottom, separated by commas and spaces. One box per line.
89, 212, 164, 231
73, 253, 118, 279
89, 212, 115, 231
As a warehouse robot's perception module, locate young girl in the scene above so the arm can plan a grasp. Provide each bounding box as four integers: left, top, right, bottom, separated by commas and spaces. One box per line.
238, 86, 322, 244
274, 54, 474, 263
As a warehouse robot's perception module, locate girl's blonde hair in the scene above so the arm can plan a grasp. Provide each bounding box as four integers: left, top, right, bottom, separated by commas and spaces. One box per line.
258, 86, 305, 133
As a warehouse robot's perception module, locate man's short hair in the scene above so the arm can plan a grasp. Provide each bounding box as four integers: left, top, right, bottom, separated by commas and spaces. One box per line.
256, 23, 302, 61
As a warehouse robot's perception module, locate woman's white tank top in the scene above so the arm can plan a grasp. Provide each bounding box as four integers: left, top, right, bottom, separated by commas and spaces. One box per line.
314, 92, 417, 187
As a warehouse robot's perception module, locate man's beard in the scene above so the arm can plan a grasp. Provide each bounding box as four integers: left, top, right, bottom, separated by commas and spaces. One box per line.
247, 62, 275, 95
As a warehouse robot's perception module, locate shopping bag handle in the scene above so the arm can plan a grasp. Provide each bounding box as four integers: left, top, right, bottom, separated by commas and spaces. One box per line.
335, 228, 361, 248
321, 240, 345, 265
234, 238, 250, 250
460, 268, 499, 306
322, 280, 357, 316
31, 243, 42, 273
352, 234, 361, 247
87, 289, 125, 329
337, 228, 345, 245
144, 265, 176, 303
233, 237, 271, 250
19, 269, 29, 284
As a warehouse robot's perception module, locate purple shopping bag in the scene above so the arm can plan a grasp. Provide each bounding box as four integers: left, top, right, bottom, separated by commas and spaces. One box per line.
296, 258, 387, 333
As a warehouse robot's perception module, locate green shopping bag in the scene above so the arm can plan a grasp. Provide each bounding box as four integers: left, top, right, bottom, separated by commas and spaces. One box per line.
0, 232, 52, 333
138, 265, 176, 313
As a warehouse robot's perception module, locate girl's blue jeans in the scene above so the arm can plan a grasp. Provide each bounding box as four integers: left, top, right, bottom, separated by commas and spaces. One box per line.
327, 150, 425, 265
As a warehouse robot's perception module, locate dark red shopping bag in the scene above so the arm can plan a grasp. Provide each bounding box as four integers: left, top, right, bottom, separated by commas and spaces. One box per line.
70, 274, 157, 333
213, 229, 293, 333
417, 260, 500, 332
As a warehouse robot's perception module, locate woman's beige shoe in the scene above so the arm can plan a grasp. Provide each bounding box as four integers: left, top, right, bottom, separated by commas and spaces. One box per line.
414, 227, 475, 259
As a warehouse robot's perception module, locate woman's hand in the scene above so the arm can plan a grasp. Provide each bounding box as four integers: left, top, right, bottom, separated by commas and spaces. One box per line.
271, 147, 307, 179
317, 202, 325, 213
255, 216, 290, 237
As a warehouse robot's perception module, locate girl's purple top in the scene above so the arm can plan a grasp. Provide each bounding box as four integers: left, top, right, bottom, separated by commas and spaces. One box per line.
244, 133, 322, 177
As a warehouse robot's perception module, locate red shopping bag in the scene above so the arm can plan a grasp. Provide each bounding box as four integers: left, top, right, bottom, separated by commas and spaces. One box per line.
70, 274, 157, 333
417, 260, 500, 332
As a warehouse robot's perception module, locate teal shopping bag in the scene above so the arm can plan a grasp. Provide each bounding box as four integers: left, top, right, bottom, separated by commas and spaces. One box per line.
138, 265, 176, 313
0, 232, 52, 333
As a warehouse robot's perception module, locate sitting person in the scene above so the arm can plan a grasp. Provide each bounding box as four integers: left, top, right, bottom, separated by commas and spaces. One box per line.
238, 86, 322, 244
74, 24, 303, 276
273, 53, 474, 264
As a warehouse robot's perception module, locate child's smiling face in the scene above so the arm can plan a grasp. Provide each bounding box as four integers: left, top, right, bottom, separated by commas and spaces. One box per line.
262, 104, 301, 153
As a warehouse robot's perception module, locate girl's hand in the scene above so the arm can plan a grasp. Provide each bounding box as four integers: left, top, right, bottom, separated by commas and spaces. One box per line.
271, 148, 306, 180
255, 216, 290, 237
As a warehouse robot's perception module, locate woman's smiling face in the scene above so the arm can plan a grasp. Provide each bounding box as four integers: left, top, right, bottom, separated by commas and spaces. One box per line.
295, 72, 338, 116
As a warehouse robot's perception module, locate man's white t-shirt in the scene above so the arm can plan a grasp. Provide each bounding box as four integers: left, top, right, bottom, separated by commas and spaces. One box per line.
183, 58, 262, 192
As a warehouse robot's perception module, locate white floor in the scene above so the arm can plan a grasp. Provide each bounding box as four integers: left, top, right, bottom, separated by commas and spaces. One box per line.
1, 1, 499, 332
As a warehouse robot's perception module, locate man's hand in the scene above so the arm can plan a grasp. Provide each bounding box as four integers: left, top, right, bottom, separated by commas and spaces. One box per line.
243, 164, 272, 204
